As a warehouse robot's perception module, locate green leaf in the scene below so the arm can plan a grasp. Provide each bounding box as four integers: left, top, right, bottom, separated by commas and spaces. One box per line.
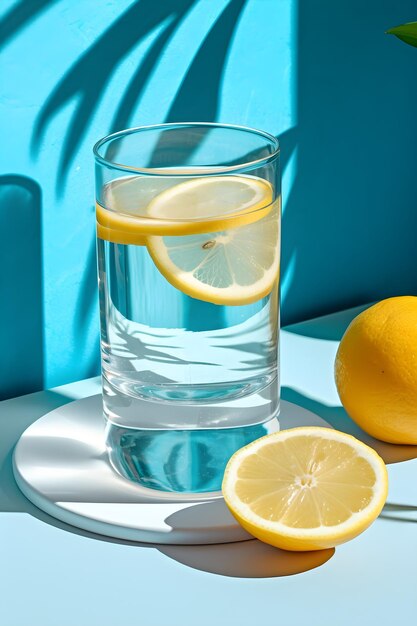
386, 21, 417, 48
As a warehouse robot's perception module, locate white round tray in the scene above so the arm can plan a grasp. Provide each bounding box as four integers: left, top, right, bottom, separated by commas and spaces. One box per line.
13, 395, 330, 544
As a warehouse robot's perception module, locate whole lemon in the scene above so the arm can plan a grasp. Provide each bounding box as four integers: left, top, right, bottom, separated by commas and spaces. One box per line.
335, 296, 417, 444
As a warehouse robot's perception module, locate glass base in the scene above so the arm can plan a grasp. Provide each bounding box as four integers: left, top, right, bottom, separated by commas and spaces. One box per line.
105, 416, 280, 493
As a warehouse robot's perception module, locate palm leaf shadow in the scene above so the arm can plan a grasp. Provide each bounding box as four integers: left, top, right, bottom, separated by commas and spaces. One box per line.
146, 0, 248, 333
165, 0, 247, 124
0, 0, 59, 52
26, 0, 281, 377
112, 317, 221, 372
225, 126, 296, 169
107, 5, 193, 138
149, 0, 248, 167
31, 0, 249, 194
31, 0, 196, 195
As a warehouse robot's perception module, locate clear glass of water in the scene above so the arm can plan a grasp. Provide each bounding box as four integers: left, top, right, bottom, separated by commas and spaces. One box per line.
94, 123, 280, 495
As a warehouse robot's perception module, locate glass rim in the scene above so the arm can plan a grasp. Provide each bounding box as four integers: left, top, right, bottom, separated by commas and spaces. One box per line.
93, 122, 280, 176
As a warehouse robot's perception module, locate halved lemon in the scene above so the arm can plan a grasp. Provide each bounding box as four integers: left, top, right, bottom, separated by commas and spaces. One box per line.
96, 174, 273, 244
222, 427, 388, 551
146, 176, 279, 305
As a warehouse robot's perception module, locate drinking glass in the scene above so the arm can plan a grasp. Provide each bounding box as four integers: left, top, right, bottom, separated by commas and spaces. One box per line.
94, 123, 280, 495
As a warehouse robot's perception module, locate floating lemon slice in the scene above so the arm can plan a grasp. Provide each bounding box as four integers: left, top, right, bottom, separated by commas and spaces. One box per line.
96, 176, 176, 246
146, 176, 279, 306
222, 427, 388, 551
96, 175, 273, 245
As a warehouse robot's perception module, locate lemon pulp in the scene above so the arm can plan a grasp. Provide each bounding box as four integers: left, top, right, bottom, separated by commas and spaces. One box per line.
222, 427, 388, 551
97, 174, 279, 306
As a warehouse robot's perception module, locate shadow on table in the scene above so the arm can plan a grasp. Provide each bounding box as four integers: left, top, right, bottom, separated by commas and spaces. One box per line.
0, 391, 74, 513
281, 386, 417, 524
282, 304, 417, 465
6, 488, 335, 578
284, 305, 371, 342
159, 541, 334, 578
379, 503, 417, 524
159, 500, 334, 577
0, 391, 334, 579
19, 505, 334, 579
3, 388, 415, 580
281, 387, 417, 465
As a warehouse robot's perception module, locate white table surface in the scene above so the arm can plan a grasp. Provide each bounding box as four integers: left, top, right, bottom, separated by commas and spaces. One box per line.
1, 305, 416, 626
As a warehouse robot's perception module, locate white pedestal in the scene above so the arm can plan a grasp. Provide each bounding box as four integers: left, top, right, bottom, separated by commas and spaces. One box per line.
13, 395, 330, 544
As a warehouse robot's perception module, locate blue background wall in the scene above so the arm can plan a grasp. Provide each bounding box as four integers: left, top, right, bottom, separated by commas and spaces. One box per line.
1, 0, 417, 398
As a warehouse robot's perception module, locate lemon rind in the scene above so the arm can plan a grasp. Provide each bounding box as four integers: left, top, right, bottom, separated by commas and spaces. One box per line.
96, 175, 274, 240
222, 427, 388, 543
146, 237, 280, 306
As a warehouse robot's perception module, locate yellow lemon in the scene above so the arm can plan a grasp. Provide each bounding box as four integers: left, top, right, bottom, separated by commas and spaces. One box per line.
96, 174, 273, 243
97, 174, 279, 305
335, 296, 417, 444
222, 427, 388, 551
146, 176, 279, 306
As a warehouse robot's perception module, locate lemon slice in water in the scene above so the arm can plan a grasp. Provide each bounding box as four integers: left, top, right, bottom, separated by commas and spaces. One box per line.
146, 176, 279, 306
222, 427, 388, 551
96, 176, 176, 245
97, 175, 273, 244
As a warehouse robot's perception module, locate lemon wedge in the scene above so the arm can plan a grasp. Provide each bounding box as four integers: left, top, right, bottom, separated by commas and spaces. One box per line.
222, 427, 388, 551
146, 176, 279, 305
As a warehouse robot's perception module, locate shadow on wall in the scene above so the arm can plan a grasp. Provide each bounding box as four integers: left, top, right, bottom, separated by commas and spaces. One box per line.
0, 176, 43, 400
0, 0, 60, 52
281, 0, 417, 325
30, 0, 249, 195
0, 1, 253, 390
71, 229, 101, 380
5, 1, 417, 391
